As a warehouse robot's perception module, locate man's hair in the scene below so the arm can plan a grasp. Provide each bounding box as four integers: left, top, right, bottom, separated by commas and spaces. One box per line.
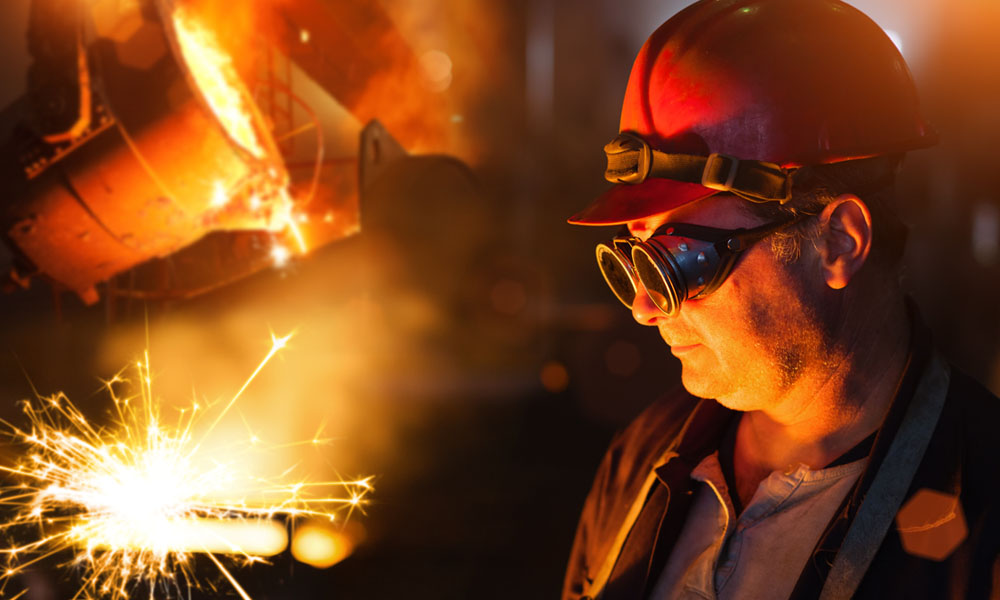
740, 154, 908, 269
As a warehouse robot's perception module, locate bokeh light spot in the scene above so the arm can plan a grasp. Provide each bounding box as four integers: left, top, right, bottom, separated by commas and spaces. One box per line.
896, 488, 967, 561
540, 361, 569, 393
291, 523, 356, 569
419, 49, 453, 92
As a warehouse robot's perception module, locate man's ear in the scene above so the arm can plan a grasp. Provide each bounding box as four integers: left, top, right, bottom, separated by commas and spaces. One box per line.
816, 194, 873, 290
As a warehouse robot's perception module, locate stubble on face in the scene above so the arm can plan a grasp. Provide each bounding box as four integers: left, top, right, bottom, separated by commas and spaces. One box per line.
633, 193, 837, 412
670, 255, 829, 412
746, 296, 810, 389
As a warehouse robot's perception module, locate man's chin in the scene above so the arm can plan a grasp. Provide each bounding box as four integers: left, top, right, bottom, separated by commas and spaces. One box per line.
679, 367, 757, 412
678, 366, 725, 401
711, 393, 762, 413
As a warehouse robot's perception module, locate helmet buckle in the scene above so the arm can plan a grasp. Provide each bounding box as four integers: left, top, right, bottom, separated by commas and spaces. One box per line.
604, 132, 653, 184
701, 153, 741, 192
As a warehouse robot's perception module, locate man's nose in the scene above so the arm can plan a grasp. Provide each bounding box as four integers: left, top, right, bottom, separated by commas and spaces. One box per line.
631, 285, 663, 326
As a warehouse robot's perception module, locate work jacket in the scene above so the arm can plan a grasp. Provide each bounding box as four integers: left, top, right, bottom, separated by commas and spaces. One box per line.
563, 323, 1000, 599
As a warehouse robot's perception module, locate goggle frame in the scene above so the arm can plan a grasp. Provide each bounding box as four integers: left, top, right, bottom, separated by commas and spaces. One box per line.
595, 215, 808, 316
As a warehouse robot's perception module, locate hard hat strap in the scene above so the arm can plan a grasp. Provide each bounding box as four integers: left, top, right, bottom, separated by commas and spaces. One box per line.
604, 132, 793, 203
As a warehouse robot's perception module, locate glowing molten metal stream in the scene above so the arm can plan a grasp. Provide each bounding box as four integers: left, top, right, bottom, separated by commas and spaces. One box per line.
173, 9, 308, 258
0, 333, 371, 600
173, 10, 266, 160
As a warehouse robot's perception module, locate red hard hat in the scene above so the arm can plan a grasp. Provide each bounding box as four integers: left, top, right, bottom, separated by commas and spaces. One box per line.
569, 0, 937, 226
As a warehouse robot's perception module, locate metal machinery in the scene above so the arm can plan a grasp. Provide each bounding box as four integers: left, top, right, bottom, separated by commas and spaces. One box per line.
0, 0, 451, 305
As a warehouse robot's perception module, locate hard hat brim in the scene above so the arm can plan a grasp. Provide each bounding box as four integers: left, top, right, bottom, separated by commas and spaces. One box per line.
567, 178, 716, 226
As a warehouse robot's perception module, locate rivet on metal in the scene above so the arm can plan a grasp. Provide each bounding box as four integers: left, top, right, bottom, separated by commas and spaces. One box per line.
697, 252, 707, 264
697, 276, 705, 286
678, 242, 689, 252
727, 238, 742, 251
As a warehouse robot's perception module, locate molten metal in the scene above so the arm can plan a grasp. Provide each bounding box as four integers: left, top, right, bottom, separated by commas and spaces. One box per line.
174, 8, 308, 262
174, 9, 267, 160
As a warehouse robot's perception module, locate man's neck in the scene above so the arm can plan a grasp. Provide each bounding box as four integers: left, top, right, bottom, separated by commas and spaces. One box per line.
735, 294, 911, 483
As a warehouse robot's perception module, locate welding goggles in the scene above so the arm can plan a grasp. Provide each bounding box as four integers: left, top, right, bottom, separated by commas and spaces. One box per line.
595, 215, 807, 315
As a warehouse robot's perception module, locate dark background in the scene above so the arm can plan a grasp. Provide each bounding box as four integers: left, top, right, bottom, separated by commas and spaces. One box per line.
1, 0, 999, 598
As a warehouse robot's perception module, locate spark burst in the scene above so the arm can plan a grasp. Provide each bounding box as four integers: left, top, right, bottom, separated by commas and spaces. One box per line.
0, 332, 371, 600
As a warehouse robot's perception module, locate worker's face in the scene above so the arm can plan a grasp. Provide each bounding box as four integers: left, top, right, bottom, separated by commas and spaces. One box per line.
626, 194, 831, 411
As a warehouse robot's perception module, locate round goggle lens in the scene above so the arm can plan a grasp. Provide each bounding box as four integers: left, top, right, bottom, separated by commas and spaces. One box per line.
596, 244, 637, 308
632, 245, 681, 315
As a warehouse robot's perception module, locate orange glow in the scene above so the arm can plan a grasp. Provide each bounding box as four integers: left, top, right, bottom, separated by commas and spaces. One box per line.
290, 522, 357, 568
86, 518, 289, 557
174, 9, 267, 160
540, 361, 570, 393
274, 189, 309, 254
270, 243, 292, 268
211, 180, 230, 208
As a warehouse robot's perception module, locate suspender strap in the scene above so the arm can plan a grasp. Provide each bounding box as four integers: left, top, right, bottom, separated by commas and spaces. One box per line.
819, 352, 951, 600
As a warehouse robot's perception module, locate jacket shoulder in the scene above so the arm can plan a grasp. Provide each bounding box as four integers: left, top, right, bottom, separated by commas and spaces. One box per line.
608, 387, 703, 473
562, 387, 703, 600
593, 385, 706, 543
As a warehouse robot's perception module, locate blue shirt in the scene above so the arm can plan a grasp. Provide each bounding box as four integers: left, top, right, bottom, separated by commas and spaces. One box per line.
649, 451, 867, 600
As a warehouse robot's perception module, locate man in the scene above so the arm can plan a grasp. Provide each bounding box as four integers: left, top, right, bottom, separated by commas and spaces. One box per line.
563, 1, 1000, 599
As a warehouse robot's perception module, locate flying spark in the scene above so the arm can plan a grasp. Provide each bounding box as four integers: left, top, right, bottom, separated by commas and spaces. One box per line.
0, 332, 371, 600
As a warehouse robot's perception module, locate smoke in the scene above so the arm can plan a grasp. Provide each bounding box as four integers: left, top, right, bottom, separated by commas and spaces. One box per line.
95, 247, 438, 484
171, 0, 511, 161
376, 0, 513, 162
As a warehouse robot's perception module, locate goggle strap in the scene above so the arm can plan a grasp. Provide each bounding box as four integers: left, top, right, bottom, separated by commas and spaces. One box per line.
653, 222, 737, 243
604, 132, 792, 202
720, 213, 810, 252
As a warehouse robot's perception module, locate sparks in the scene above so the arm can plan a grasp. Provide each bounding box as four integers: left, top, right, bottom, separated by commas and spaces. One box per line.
0, 332, 371, 600
210, 180, 229, 208
270, 244, 292, 268
271, 189, 309, 255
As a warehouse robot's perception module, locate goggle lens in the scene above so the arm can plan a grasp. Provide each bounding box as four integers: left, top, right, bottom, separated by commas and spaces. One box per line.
631, 245, 682, 316
593, 214, 806, 316
596, 244, 637, 308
